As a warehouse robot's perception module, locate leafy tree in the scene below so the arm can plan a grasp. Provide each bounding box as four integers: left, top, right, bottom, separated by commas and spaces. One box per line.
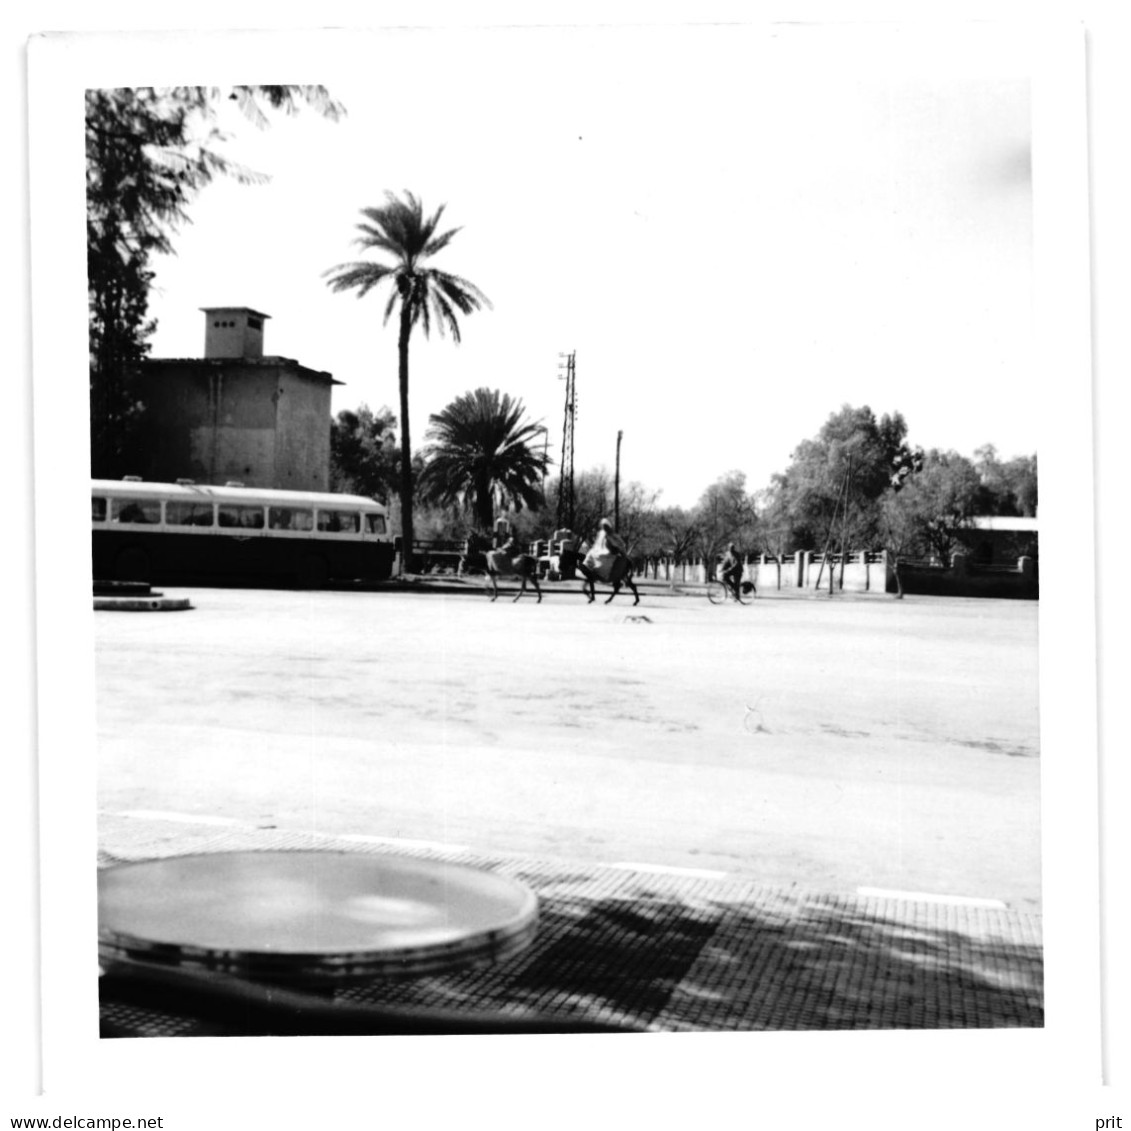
87, 85, 344, 477
536, 467, 659, 555
877, 411, 923, 490
1003, 455, 1038, 517
410, 503, 474, 543
610, 480, 662, 556
752, 482, 794, 562
325, 192, 490, 566
417, 388, 548, 530
766, 405, 921, 553
533, 467, 612, 547
570, 467, 616, 544
693, 471, 760, 566
877, 448, 981, 593
503, 503, 554, 547
651, 506, 700, 560
329, 403, 401, 501
973, 445, 1038, 516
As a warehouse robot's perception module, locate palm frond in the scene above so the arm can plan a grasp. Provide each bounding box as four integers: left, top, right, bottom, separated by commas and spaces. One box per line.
326, 193, 489, 371
422, 226, 459, 258
419, 387, 549, 526
229, 85, 346, 126
416, 200, 446, 245
427, 288, 460, 341
432, 269, 492, 312
382, 286, 399, 325
352, 226, 406, 258
323, 261, 395, 298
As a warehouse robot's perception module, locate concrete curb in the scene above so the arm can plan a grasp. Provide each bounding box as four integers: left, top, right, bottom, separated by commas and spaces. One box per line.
387, 576, 714, 600
377, 576, 901, 602
94, 597, 194, 612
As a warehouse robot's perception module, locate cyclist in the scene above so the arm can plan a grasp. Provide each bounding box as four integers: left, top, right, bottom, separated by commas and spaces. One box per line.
720, 542, 745, 602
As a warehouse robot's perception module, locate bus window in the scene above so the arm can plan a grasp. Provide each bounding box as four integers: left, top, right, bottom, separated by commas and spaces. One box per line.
316, 510, 361, 534
364, 514, 387, 535
218, 504, 266, 530
92, 497, 107, 522
166, 501, 215, 527
113, 499, 161, 525
268, 507, 315, 532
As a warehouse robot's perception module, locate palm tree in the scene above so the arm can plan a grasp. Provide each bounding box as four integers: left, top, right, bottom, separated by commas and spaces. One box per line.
418, 388, 550, 531
324, 192, 490, 571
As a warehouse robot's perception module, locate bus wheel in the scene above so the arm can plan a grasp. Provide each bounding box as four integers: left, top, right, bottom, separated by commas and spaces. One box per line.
113, 547, 151, 584
299, 554, 328, 589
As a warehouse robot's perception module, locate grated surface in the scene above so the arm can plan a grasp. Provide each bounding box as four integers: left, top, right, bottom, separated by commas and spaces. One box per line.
97, 813, 1043, 1036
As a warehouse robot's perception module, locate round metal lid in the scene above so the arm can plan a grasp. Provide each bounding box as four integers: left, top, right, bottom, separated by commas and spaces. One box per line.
99, 851, 539, 982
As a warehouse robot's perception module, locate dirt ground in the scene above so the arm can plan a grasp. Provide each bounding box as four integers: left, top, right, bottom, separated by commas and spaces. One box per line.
94, 585, 1041, 908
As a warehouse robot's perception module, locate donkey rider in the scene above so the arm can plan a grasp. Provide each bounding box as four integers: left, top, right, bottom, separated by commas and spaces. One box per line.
579, 518, 640, 606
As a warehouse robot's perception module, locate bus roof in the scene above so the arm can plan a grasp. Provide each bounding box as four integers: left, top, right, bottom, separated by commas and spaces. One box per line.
91, 479, 387, 512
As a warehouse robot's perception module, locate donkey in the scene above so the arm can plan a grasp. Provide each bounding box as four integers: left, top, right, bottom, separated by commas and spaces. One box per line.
464, 532, 543, 603
578, 554, 640, 606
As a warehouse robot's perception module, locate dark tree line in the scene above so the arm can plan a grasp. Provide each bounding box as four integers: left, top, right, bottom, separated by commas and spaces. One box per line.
334, 397, 1036, 573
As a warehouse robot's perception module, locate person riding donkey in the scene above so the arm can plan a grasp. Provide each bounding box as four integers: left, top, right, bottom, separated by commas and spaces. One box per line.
579, 518, 640, 606
482, 528, 543, 602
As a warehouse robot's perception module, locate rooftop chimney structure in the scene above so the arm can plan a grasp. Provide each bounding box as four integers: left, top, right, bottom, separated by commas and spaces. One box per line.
202, 306, 270, 360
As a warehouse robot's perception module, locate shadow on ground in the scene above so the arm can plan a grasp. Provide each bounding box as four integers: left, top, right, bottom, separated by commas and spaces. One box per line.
97, 839, 1042, 1036
336, 891, 1042, 1032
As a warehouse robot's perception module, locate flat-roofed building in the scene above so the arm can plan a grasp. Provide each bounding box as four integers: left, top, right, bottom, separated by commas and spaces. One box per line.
961, 515, 1039, 564
133, 307, 339, 491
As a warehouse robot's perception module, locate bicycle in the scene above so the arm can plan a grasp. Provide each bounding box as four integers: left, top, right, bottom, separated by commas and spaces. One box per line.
707, 576, 754, 605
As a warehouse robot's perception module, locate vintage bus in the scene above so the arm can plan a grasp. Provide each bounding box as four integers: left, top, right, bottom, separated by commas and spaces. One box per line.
91, 479, 396, 587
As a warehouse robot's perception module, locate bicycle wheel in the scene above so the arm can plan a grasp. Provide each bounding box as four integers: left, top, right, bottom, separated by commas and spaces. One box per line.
735, 581, 753, 605
707, 579, 728, 605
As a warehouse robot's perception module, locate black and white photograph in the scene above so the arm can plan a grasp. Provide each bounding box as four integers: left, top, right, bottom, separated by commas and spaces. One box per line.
12, 8, 1119, 1130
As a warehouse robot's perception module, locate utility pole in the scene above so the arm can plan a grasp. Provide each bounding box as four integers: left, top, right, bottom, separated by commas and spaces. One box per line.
556, 351, 576, 531
614, 430, 623, 530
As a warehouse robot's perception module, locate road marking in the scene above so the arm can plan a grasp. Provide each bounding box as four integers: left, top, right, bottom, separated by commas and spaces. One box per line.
116, 809, 243, 827
108, 812, 472, 854
856, 886, 1007, 909
108, 814, 1006, 902
609, 862, 730, 880
336, 833, 472, 853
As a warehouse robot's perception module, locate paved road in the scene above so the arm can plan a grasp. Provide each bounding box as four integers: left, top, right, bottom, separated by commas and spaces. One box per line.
95, 585, 1041, 908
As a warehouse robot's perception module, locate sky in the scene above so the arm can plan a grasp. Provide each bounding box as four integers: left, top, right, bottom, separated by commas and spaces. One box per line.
141, 22, 1037, 509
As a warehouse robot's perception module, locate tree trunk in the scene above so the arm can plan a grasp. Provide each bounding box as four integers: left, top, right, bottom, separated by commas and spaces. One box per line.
397, 304, 413, 575
476, 470, 494, 531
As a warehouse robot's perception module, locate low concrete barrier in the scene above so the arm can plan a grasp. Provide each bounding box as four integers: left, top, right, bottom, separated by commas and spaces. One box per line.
633, 551, 1036, 599
892, 554, 1038, 599
94, 596, 193, 611
92, 578, 194, 611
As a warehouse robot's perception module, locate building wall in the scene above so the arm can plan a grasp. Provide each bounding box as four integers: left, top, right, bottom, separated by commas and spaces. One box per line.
194, 367, 277, 486
956, 527, 1039, 565
131, 364, 212, 480
134, 359, 331, 490
272, 366, 331, 491
893, 554, 1038, 599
